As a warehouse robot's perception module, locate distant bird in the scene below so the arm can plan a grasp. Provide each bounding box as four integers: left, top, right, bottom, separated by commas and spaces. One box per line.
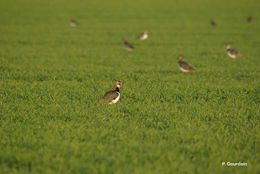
247, 16, 253, 23
225, 44, 240, 59
69, 19, 78, 27
137, 30, 149, 41
123, 40, 134, 51
98, 81, 122, 105
177, 55, 195, 73
210, 19, 217, 27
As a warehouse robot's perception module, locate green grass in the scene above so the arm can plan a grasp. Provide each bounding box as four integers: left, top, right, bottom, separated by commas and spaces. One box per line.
0, 0, 260, 173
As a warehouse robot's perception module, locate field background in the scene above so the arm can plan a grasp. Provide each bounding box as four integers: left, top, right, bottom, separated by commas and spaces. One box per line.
0, 0, 259, 173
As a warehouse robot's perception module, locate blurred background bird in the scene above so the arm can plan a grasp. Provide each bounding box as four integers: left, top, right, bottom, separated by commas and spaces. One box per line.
210, 19, 217, 27
247, 16, 253, 23
137, 30, 149, 41
69, 19, 78, 27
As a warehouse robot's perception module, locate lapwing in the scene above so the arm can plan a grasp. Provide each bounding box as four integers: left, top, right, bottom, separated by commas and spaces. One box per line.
177, 55, 195, 73
98, 81, 122, 105
247, 16, 253, 23
225, 44, 240, 59
69, 19, 78, 27
123, 40, 134, 51
210, 19, 217, 27
137, 30, 149, 41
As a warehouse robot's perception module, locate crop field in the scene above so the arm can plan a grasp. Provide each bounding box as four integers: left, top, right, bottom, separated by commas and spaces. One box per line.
0, 0, 260, 173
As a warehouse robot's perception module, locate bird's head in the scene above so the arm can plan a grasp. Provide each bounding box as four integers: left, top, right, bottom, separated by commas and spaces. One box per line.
114, 80, 122, 88
225, 44, 231, 49
178, 55, 184, 61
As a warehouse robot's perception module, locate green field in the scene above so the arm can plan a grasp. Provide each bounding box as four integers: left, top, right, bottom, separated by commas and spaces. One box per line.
0, 0, 260, 173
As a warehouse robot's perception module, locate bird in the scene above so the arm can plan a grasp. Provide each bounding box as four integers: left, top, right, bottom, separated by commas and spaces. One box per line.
69, 19, 78, 27
225, 44, 240, 59
137, 30, 149, 41
123, 40, 134, 51
98, 81, 122, 105
210, 19, 217, 27
177, 55, 195, 73
247, 16, 253, 23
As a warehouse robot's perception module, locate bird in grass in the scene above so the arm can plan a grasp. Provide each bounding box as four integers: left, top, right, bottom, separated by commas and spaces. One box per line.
177, 55, 195, 73
123, 40, 134, 51
69, 19, 78, 27
210, 19, 217, 27
137, 30, 149, 41
225, 44, 240, 59
247, 16, 253, 23
98, 81, 122, 105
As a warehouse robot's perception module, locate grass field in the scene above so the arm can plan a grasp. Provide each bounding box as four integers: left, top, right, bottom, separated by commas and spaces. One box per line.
0, 0, 260, 173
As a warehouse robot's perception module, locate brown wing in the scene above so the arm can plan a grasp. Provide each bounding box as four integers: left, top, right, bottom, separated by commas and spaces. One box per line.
99, 90, 119, 103
124, 41, 134, 49
227, 48, 238, 55
178, 60, 194, 70
70, 19, 78, 24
